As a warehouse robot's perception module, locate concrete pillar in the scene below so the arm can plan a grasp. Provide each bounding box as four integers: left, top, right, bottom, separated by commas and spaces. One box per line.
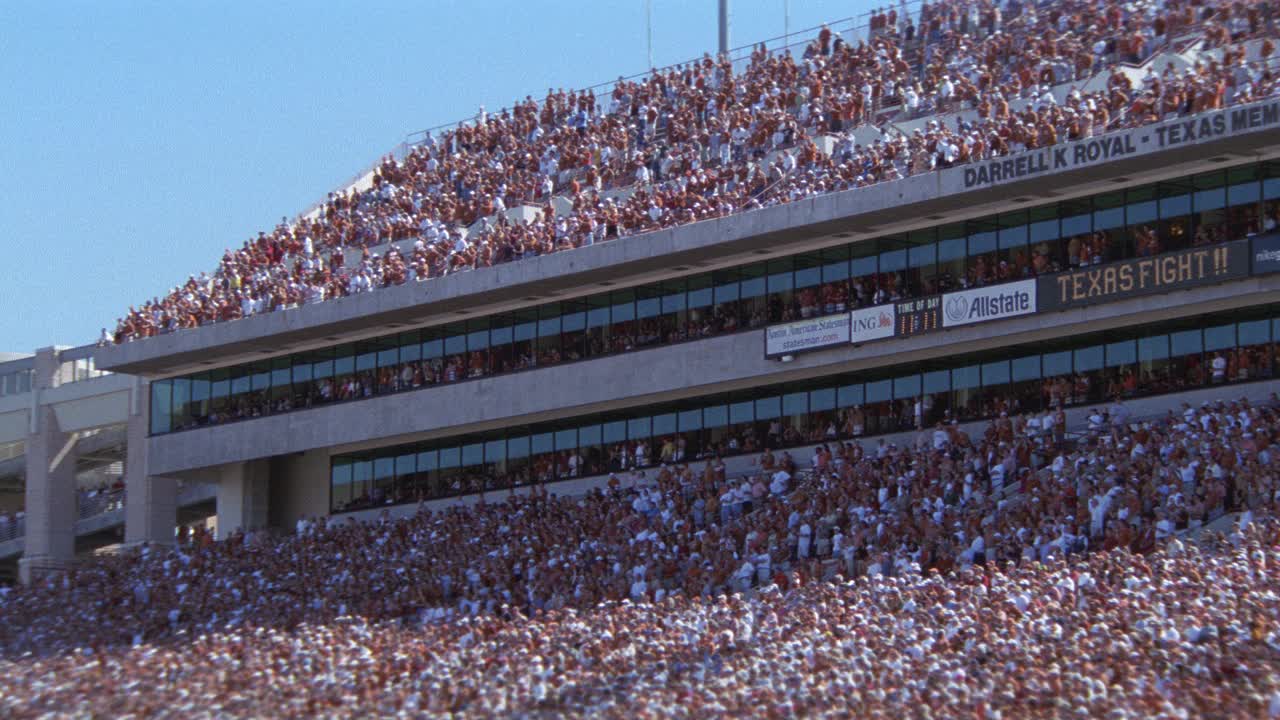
123, 377, 176, 548
19, 348, 77, 584
216, 460, 269, 540
269, 449, 331, 532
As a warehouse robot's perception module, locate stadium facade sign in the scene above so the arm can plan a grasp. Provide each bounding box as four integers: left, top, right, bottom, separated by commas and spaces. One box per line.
959, 99, 1280, 191
940, 280, 1037, 328
1039, 239, 1250, 311
1250, 233, 1280, 275
849, 304, 897, 344
765, 313, 851, 357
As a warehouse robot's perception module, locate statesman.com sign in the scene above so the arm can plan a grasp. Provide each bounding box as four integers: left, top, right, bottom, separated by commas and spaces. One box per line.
765, 314, 851, 357
941, 280, 1037, 328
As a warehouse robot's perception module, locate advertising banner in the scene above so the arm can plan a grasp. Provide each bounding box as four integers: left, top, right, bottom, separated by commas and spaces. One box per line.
849, 304, 896, 344
955, 99, 1280, 192
764, 313, 850, 357
1251, 233, 1280, 275
941, 279, 1037, 328
1038, 240, 1249, 312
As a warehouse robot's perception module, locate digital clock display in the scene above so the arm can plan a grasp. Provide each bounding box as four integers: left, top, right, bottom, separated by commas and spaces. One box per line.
895, 296, 941, 337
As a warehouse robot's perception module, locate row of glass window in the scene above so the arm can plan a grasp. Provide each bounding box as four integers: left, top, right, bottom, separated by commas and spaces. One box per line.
0, 370, 33, 398
152, 162, 1280, 435
328, 306, 1280, 513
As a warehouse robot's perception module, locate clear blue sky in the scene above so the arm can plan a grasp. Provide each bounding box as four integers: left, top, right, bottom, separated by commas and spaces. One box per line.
0, 0, 871, 352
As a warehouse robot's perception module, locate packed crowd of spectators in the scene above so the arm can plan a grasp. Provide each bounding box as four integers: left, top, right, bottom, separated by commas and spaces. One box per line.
3, 526, 1279, 717
110, 0, 1280, 343
1, 392, 1279, 715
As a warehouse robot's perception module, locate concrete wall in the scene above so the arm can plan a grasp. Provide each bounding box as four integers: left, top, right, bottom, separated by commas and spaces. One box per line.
146, 273, 1280, 476
96, 101, 1280, 378
268, 449, 331, 529
215, 460, 270, 540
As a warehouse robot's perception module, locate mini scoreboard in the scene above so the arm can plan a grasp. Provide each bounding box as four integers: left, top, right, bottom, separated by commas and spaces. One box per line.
894, 296, 941, 337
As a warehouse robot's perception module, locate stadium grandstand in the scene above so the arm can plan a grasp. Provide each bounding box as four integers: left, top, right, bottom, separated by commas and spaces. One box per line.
4, 0, 1280, 716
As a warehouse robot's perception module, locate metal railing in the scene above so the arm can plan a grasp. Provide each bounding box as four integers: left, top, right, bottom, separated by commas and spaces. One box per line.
0, 515, 22, 544
77, 488, 125, 521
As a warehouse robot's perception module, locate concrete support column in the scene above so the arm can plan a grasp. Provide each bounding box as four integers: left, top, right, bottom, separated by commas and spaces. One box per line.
124, 378, 176, 548
19, 348, 76, 584
216, 460, 269, 540
269, 449, 331, 532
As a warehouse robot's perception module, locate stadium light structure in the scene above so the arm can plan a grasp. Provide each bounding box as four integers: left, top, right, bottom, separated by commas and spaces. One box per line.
718, 0, 730, 55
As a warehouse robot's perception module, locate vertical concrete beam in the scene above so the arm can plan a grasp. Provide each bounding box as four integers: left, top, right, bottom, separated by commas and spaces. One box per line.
269, 449, 331, 532
216, 460, 269, 540
18, 348, 77, 584
124, 377, 176, 548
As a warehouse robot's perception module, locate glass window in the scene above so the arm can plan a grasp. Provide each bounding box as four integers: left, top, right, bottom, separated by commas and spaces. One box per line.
794, 257, 822, 288
602, 420, 627, 444
865, 379, 891, 403
1239, 319, 1270, 346
809, 388, 835, 412
652, 412, 677, 437
893, 374, 921, 399
1171, 329, 1203, 356
1204, 323, 1235, 352
838, 383, 863, 408
506, 437, 529, 460
730, 400, 755, 424
952, 364, 980, 390
981, 361, 1010, 386
782, 392, 807, 416
1229, 180, 1261, 206
662, 289, 687, 314
967, 230, 997, 256
678, 408, 702, 431
998, 225, 1028, 249
1106, 340, 1137, 367
1043, 350, 1072, 377
578, 424, 602, 448
444, 331, 467, 356
1074, 345, 1104, 372
556, 428, 578, 450
909, 243, 937, 267
754, 396, 781, 420
530, 433, 553, 456
150, 380, 172, 434
687, 278, 713, 309
611, 293, 635, 322
851, 253, 877, 278
636, 293, 661, 319
438, 447, 460, 469
1011, 356, 1040, 382
1127, 199, 1158, 225
461, 443, 484, 468
923, 369, 950, 393
879, 248, 906, 273
1138, 335, 1169, 361
703, 404, 728, 428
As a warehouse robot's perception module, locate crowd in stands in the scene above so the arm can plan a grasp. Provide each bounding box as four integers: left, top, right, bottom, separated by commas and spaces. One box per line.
2, 392, 1280, 715
110, 0, 1280, 343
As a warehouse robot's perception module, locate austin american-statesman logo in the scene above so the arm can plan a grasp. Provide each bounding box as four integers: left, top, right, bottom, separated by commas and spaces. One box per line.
944, 295, 969, 323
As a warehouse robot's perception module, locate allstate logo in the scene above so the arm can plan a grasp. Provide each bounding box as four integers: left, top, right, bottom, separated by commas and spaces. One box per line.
945, 295, 969, 322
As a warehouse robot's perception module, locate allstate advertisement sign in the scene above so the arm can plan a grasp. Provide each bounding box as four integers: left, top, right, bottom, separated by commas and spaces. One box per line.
941, 280, 1037, 328
849, 304, 896, 343
765, 313, 851, 357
